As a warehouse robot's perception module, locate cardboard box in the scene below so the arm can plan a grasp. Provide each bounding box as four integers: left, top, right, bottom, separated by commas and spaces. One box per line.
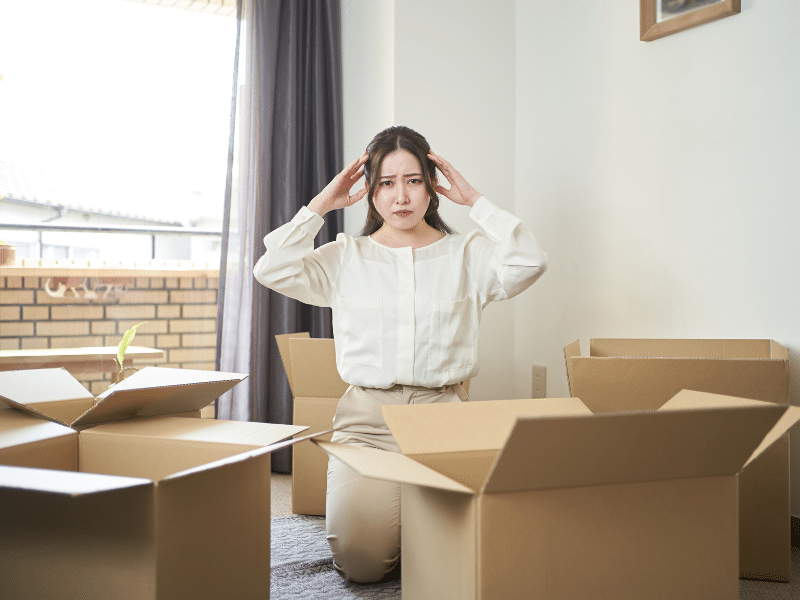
276, 333, 473, 516
564, 338, 791, 581
0, 366, 244, 428
0, 367, 307, 600
315, 393, 800, 600
276, 333, 348, 515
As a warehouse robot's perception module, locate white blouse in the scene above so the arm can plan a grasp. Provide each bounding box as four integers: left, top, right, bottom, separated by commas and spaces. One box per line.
254, 196, 547, 388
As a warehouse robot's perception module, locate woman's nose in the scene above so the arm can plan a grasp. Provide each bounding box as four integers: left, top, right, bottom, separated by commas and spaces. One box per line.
395, 182, 410, 203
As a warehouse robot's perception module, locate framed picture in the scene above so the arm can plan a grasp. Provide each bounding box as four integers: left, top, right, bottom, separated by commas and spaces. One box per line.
640, 0, 741, 41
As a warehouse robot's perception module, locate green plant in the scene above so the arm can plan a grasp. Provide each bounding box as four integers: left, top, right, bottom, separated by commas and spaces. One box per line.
112, 321, 148, 384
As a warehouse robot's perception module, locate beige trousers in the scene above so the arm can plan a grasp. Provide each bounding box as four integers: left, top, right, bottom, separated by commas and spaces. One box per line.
325, 383, 467, 583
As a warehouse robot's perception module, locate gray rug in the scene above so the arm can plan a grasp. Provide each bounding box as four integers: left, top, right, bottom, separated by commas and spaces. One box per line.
271, 515, 401, 600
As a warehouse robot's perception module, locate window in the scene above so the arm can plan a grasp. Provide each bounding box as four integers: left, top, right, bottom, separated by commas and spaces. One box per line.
0, 0, 236, 264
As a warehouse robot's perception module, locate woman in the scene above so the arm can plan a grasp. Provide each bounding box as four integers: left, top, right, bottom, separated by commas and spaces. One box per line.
254, 126, 547, 583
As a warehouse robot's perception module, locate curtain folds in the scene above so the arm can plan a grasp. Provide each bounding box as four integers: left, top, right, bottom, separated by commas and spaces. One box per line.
216, 0, 343, 473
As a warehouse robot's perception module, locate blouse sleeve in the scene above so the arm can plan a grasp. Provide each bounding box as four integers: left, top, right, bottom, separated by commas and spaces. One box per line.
252, 206, 343, 308
467, 196, 548, 306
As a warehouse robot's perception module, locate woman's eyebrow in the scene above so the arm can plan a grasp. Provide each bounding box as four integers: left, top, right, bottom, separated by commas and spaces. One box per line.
378, 173, 423, 179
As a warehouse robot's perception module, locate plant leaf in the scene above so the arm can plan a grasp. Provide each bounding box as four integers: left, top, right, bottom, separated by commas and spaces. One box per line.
115, 322, 147, 371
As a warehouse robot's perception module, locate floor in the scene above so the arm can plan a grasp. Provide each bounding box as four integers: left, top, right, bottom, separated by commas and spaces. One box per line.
272, 473, 294, 518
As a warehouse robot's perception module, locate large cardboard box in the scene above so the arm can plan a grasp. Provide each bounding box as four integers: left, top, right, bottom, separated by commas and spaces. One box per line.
276, 333, 348, 515
316, 393, 800, 600
0, 367, 306, 600
564, 338, 791, 581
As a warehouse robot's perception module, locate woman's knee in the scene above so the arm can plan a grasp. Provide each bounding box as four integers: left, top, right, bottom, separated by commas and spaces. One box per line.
328, 537, 399, 583
326, 455, 401, 582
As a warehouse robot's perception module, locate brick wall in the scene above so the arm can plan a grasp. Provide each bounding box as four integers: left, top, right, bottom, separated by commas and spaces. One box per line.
0, 272, 219, 395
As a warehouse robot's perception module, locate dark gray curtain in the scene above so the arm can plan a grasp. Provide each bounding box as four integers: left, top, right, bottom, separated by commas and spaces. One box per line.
216, 0, 343, 473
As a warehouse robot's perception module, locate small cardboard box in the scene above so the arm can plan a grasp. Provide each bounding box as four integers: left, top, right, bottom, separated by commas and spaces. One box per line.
316, 393, 800, 600
564, 338, 791, 581
276, 333, 348, 516
0, 367, 306, 600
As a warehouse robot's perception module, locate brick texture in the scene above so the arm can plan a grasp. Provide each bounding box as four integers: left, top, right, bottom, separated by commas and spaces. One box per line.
1, 273, 220, 392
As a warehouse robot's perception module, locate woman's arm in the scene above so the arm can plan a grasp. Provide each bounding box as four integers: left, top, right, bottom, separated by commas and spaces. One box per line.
428, 152, 547, 303
468, 197, 548, 303
253, 208, 339, 307
253, 154, 368, 306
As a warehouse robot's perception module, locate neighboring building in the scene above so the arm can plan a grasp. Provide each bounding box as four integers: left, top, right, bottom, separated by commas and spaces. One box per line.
0, 160, 221, 263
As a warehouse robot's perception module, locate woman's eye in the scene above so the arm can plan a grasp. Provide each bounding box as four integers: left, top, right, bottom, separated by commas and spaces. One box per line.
379, 180, 393, 186
408, 178, 422, 185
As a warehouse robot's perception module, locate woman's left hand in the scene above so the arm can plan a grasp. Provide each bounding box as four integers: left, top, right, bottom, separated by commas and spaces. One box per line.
428, 151, 482, 208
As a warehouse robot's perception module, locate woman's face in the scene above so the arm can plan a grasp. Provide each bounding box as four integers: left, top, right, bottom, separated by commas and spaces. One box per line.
372, 149, 432, 234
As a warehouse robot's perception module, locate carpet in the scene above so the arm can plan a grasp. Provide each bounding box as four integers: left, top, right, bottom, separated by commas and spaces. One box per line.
270, 515, 401, 600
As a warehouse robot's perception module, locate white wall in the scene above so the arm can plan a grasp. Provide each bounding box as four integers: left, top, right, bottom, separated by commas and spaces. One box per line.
343, 0, 800, 514
341, 0, 394, 236
514, 1, 800, 515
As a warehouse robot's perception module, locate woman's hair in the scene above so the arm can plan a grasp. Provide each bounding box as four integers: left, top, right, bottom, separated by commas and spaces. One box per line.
358, 126, 456, 237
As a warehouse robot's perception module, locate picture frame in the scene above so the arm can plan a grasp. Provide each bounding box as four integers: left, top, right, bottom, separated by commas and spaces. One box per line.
640, 0, 741, 41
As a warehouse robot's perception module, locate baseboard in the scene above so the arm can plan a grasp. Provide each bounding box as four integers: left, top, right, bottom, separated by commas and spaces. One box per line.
793, 516, 800, 549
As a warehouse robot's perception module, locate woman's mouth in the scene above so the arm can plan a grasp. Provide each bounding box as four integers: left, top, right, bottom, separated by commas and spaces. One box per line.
394, 210, 412, 217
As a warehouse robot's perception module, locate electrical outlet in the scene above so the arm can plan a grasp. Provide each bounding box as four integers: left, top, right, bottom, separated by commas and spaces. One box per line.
531, 365, 547, 398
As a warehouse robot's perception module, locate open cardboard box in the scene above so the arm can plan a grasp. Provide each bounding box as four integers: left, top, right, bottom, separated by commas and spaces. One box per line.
315, 393, 800, 600
0, 367, 307, 600
276, 333, 472, 516
0, 366, 247, 428
564, 338, 791, 582
276, 333, 348, 516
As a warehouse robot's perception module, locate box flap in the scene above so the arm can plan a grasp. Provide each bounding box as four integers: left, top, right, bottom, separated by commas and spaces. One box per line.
0, 409, 76, 450
660, 390, 800, 469
382, 398, 591, 455
566, 356, 788, 412
770, 340, 788, 360
162, 430, 328, 482
159, 443, 274, 481
275, 332, 310, 395
315, 440, 473, 494
86, 416, 307, 447
589, 339, 776, 359
482, 403, 786, 494
659, 389, 768, 411
71, 367, 247, 428
0, 368, 95, 425
0, 464, 151, 496
288, 338, 348, 399
563, 340, 581, 396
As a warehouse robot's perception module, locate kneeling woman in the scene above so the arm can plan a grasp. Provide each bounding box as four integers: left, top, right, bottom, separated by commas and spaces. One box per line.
254, 126, 547, 582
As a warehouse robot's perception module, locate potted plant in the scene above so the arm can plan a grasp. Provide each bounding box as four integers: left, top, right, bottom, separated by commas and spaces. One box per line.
0, 241, 16, 266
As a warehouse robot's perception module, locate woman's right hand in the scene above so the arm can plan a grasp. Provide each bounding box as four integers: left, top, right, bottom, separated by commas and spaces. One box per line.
307, 152, 369, 216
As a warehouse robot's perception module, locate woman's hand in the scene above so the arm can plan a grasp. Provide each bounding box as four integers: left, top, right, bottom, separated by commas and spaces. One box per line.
428, 151, 482, 208
308, 152, 369, 216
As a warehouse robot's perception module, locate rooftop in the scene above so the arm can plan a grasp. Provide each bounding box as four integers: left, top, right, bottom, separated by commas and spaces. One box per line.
0, 159, 183, 226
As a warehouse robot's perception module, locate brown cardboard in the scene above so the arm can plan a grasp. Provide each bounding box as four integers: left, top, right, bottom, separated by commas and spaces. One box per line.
0, 409, 77, 470
0, 366, 246, 428
0, 368, 306, 600
0, 367, 96, 424
315, 393, 800, 600
564, 338, 791, 581
276, 334, 348, 515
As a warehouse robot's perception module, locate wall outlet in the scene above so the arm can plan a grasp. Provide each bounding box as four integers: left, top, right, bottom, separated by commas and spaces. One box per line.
531, 364, 547, 398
